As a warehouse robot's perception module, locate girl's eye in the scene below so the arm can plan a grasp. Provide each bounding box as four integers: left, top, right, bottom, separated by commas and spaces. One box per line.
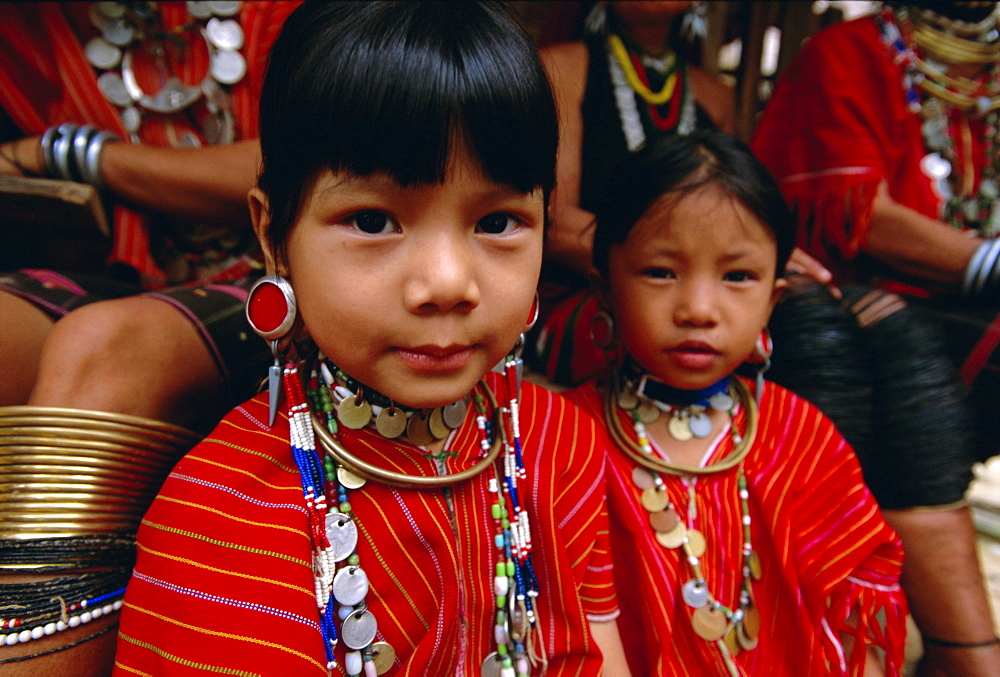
476, 212, 519, 235
349, 210, 397, 234
725, 270, 756, 282
643, 267, 675, 280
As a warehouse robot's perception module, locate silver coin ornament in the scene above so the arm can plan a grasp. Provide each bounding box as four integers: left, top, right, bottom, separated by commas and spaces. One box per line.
333, 566, 370, 607
682, 579, 709, 608
341, 609, 378, 650
325, 512, 358, 562
920, 152, 952, 181
708, 391, 734, 411
210, 49, 246, 85
442, 399, 468, 429
205, 17, 244, 51
480, 652, 503, 677
688, 411, 712, 438
97, 72, 131, 107
86, 37, 122, 70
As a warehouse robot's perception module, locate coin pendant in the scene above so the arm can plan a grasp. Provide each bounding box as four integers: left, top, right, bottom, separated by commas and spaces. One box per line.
337, 466, 367, 490
632, 466, 655, 491
748, 551, 762, 580
617, 390, 639, 410
509, 600, 529, 642
724, 626, 741, 657
685, 528, 707, 558
375, 407, 406, 439
442, 399, 468, 429
341, 609, 377, 650
655, 521, 687, 549
709, 391, 734, 411
640, 486, 669, 513
406, 411, 435, 447
333, 566, 369, 607
325, 512, 358, 562
481, 652, 503, 677
692, 605, 728, 640
742, 604, 761, 639
338, 395, 372, 430
428, 407, 450, 440
370, 642, 396, 675
649, 508, 680, 533
688, 412, 712, 438
638, 402, 659, 424
737, 620, 759, 650
668, 414, 693, 441
682, 579, 709, 608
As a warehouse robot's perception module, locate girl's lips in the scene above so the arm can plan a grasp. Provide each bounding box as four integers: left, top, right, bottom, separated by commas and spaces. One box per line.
394, 345, 475, 372
668, 342, 719, 370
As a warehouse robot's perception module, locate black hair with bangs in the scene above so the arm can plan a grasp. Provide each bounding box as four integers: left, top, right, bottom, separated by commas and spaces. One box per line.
257, 0, 558, 257
592, 131, 795, 278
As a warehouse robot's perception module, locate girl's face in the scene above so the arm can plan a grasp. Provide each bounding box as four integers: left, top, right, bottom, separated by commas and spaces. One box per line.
607, 186, 787, 391
253, 145, 544, 408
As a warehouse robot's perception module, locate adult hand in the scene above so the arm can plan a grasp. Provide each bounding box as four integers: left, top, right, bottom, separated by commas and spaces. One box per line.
786, 247, 841, 299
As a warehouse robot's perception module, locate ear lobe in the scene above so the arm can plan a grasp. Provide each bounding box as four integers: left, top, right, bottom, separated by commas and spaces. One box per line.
248, 187, 283, 275
769, 276, 789, 312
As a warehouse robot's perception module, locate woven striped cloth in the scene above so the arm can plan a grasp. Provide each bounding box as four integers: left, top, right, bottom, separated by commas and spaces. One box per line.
115, 374, 617, 675
566, 377, 907, 677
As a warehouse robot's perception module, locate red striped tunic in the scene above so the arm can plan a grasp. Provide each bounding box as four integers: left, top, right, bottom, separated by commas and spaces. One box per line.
0, 2, 298, 287
566, 377, 907, 677
114, 375, 617, 675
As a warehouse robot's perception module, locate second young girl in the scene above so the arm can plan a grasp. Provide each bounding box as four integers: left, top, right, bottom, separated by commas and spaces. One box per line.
113, 2, 628, 675
565, 131, 907, 676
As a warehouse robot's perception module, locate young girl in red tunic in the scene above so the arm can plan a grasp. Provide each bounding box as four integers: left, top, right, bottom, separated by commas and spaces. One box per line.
113, 2, 629, 675
565, 131, 907, 676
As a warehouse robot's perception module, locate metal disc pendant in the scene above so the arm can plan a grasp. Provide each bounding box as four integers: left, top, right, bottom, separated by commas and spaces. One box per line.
709, 391, 734, 411
685, 528, 707, 558
617, 389, 639, 410
668, 414, 693, 441
682, 579, 709, 608
737, 620, 759, 651
688, 412, 712, 438
649, 508, 680, 533
637, 402, 659, 424
210, 49, 246, 86
724, 626, 741, 657
655, 521, 687, 549
640, 486, 669, 513
632, 466, 655, 491
333, 566, 369, 607
406, 412, 435, 447
748, 551, 762, 580
205, 17, 244, 51
692, 605, 728, 640
481, 652, 503, 677
325, 512, 358, 562
509, 601, 529, 642
98, 71, 131, 107
442, 399, 468, 429
337, 395, 372, 430
370, 642, 396, 675
341, 609, 377, 650
428, 407, 450, 440
375, 407, 406, 439
742, 604, 761, 640
337, 466, 367, 490
920, 152, 952, 181
86, 37, 122, 70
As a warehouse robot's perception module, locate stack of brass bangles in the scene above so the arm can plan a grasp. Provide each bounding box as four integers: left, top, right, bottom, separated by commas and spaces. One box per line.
962, 238, 1000, 297
39, 124, 120, 190
0, 406, 199, 649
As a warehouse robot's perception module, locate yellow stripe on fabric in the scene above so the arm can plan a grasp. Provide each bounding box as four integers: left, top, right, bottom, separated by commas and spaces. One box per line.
117, 634, 263, 676
154, 495, 310, 537
121, 606, 325, 672
140, 520, 311, 567
137, 543, 313, 596
185, 448, 300, 487
112, 662, 153, 676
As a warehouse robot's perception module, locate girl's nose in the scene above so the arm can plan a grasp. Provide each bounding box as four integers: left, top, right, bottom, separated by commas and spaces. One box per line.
674, 279, 719, 327
403, 230, 481, 314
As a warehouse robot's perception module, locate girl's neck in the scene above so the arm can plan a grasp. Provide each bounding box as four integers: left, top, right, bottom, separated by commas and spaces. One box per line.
620, 25, 673, 59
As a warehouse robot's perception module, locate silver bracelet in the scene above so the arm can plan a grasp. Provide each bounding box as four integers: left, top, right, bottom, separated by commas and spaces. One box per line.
82, 131, 119, 190
71, 125, 97, 183
40, 126, 60, 178
974, 239, 1000, 296
51, 123, 78, 181
962, 239, 991, 295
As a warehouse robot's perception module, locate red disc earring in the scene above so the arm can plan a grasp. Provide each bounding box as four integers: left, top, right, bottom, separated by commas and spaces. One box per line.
747, 328, 773, 364
246, 275, 297, 340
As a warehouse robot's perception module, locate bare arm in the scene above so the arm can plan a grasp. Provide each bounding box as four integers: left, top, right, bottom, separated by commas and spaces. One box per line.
588, 619, 631, 676
0, 135, 260, 227
864, 180, 983, 291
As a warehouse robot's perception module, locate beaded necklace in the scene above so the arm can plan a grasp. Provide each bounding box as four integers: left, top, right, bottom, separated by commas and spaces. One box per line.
604, 372, 760, 676
604, 33, 696, 151
878, 6, 1000, 236
283, 355, 540, 676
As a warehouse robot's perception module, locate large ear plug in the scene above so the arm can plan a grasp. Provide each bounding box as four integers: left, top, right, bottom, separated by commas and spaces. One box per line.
246, 274, 297, 340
